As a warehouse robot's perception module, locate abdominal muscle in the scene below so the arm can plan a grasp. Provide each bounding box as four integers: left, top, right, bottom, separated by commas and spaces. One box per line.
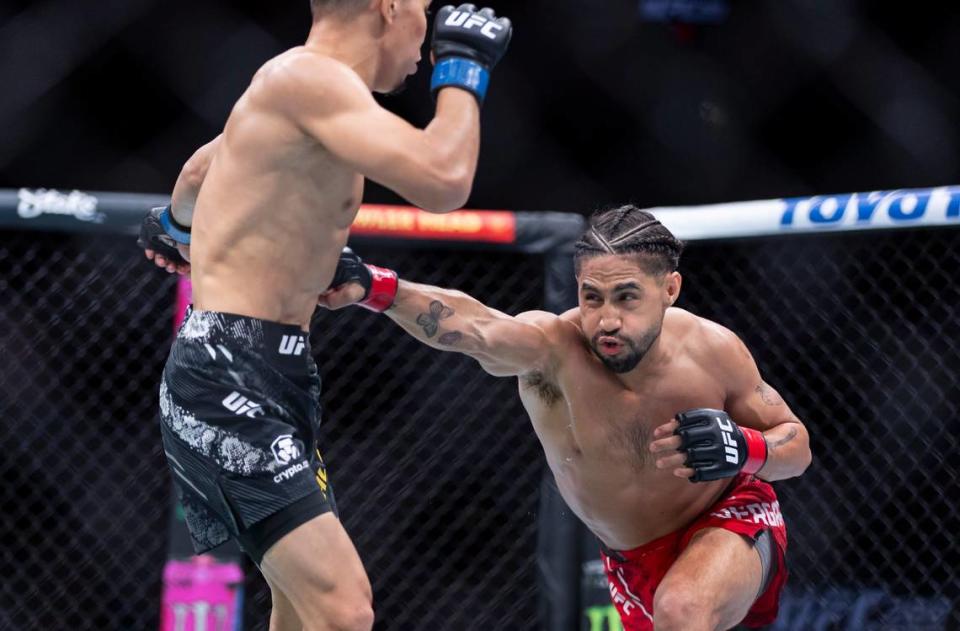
549, 450, 729, 550
525, 354, 731, 551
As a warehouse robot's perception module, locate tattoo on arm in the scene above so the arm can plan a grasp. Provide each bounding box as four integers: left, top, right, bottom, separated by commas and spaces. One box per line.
416, 300, 454, 338
756, 383, 785, 406
768, 426, 798, 451
438, 331, 463, 346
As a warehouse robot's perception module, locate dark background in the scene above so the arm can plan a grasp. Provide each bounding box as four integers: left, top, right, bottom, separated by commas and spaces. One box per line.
2, 0, 958, 210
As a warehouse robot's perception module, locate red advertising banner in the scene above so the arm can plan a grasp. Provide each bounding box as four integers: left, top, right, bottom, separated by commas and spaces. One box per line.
350, 205, 516, 243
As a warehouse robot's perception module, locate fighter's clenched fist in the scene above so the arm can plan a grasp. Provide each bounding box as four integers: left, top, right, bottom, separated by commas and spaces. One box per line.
431, 4, 513, 104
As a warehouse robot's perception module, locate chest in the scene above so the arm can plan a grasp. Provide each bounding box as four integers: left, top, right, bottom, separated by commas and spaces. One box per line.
281, 141, 364, 228
549, 352, 725, 468
307, 165, 363, 231
589, 391, 711, 461
338, 175, 365, 228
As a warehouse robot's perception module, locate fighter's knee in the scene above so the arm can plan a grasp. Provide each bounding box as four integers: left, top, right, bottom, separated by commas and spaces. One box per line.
338, 603, 375, 631
653, 587, 716, 631
316, 596, 374, 631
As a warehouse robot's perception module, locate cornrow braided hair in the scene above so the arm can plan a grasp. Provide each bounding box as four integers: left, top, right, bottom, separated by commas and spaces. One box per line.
574, 205, 684, 276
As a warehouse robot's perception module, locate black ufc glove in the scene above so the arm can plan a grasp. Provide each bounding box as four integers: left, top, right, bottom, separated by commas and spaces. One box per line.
137, 205, 190, 266
675, 408, 768, 483
327, 248, 398, 313
431, 4, 512, 104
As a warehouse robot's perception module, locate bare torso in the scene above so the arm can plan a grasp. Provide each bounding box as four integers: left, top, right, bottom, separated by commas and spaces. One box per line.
520, 308, 731, 550
190, 48, 362, 329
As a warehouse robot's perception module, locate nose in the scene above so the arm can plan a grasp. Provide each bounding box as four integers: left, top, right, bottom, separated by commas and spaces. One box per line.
599, 308, 621, 334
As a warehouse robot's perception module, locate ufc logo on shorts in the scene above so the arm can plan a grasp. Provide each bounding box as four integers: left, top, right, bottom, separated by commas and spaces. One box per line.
445, 11, 504, 39
278, 334, 306, 356
717, 415, 739, 464
222, 391, 263, 418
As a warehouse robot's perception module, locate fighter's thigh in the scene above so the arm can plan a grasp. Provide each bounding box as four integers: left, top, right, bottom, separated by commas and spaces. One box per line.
653, 528, 763, 631
260, 512, 373, 631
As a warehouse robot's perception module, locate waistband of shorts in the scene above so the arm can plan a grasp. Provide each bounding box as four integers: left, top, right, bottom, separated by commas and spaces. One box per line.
178, 307, 314, 373
599, 528, 682, 565
600, 476, 744, 564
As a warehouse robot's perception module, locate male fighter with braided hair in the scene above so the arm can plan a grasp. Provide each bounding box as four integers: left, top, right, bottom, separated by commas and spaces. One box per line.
321, 205, 812, 631
137, 2, 512, 629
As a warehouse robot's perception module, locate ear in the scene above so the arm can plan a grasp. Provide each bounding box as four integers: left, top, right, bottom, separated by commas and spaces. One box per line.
664, 271, 682, 306
378, 0, 397, 23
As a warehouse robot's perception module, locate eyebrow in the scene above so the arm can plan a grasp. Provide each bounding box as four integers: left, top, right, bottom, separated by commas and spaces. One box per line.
580, 282, 643, 293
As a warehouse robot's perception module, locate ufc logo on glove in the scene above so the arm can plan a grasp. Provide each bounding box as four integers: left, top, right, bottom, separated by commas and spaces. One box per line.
716, 416, 740, 464
444, 11, 505, 39
675, 408, 768, 482
430, 5, 513, 104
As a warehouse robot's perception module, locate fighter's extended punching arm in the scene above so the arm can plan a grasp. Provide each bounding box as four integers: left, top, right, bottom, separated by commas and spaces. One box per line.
387, 281, 556, 377
319, 249, 555, 377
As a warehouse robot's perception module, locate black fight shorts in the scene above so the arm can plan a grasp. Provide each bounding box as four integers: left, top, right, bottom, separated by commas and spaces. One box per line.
159, 308, 337, 564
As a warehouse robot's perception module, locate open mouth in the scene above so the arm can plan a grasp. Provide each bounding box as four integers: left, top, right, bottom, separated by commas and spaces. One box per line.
597, 336, 623, 356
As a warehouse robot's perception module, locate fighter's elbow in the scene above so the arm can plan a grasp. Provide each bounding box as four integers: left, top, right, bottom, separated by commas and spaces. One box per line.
785, 433, 813, 479
180, 138, 220, 189
418, 162, 473, 213
799, 441, 813, 475
456, 324, 510, 375
179, 157, 209, 191
421, 181, 471, 213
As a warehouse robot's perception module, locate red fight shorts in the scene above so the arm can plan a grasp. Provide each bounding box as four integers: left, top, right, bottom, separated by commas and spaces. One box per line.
600, 473, 788, 630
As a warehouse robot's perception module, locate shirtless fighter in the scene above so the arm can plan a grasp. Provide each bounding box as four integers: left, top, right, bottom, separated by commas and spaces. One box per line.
320, 206, 812, 631
136, 3, 512, 630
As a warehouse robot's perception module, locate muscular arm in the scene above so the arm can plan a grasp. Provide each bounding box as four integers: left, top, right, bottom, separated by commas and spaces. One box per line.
169, 134, 222, 227
279, 59, 478, 213
384, 280, 556, 377
719, 329, 812, 481
144, 135, 222, 272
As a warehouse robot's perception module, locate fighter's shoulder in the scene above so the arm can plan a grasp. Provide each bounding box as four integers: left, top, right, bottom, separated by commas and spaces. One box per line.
517, 308, 580, 338
253, 48, 373, 112
667, 308, 750, 365
516, 309, 580, 347
515, 310, 580, 394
